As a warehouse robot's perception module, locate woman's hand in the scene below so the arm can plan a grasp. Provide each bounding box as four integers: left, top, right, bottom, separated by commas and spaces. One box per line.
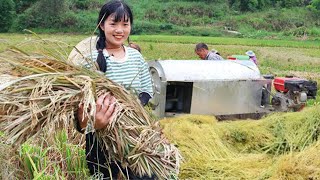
94, 93, 116, 130
77, 93, 116, 131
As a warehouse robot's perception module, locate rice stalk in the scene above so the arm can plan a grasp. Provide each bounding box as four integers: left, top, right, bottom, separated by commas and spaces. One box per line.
0, 40, 181, 179
16, 132, 88, 179
0, 135, 24, 179
160, 109, 320, 179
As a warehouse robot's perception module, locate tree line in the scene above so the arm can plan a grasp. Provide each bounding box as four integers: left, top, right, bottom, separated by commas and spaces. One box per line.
1, 0, 320, 37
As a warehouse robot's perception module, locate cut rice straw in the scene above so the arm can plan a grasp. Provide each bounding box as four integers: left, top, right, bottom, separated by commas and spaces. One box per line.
0, 37, 181, 179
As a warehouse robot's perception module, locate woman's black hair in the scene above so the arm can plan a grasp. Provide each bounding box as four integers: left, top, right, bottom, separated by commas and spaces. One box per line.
96, 0, 133, 72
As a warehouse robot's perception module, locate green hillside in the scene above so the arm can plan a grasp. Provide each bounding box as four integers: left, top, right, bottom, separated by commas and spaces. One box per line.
2, 0, 320, 40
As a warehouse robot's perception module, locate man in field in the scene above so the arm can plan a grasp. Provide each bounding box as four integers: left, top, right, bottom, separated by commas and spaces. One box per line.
195, 43, 224, 60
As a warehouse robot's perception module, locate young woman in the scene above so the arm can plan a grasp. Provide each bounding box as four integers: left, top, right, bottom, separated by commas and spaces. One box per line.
75, 0, 154, 179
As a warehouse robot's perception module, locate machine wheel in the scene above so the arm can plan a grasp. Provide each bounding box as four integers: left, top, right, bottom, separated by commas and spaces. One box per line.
292, 104, 305, 112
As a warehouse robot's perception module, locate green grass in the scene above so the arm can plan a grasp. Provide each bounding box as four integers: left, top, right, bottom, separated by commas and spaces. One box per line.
131, 35, 320, 49
1, 33, 319, 97
18, 131, 88, 179
0, 33, 88, 53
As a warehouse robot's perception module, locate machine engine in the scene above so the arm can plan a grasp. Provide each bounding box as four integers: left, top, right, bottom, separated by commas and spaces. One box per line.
271, 76, 318, 111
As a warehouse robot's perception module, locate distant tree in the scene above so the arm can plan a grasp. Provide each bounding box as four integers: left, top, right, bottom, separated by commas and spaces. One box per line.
238, 0, 259, 12
310, 0, 320, 10
230, 0, 271, 12
257, 0, 273, 9
278, 0, 311, 7
247, 0, 259, 11
14, 0, 39, 13
73, 0, 91, 10
230, 0, 311, 11
15, 0, 68, 29
36, 0, 67, 21
0, 0, 15, 32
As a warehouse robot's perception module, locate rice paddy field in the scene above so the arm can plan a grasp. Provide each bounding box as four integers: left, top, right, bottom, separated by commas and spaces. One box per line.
0, 33, 320, 179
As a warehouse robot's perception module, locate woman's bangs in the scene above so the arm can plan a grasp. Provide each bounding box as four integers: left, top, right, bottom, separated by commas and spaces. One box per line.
113, 8, 130, 22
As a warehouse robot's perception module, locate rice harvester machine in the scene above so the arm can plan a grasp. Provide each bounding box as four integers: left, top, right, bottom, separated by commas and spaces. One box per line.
148, 60, 318, 119
68, 37, 318, 119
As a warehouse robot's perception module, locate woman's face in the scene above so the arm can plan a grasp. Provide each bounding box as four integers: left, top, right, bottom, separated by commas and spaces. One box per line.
100, 14, 131, 48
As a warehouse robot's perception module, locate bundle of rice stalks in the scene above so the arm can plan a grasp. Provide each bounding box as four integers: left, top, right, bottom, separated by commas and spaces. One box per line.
260, 107, 320, 155
0, 40, 181, 179
217, 119, 274, 153
270, 141, 320, 179
160, 106, 320, 179
161, 115, 237, 179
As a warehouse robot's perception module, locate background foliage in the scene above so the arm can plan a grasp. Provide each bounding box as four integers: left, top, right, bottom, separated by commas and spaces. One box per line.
0, 0, 318, 39
0, 0, 15, 32
0, 0, 320, 39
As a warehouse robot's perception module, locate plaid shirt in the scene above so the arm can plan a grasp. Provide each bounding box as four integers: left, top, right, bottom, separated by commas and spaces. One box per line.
206, 51, 224, 60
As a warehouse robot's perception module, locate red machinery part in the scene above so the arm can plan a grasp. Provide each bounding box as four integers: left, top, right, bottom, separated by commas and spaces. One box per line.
273, 77, 304, 92
227, 56, 237, 60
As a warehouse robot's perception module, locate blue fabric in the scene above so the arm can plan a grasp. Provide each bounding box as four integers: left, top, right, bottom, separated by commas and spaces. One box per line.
139, 92, 152, 106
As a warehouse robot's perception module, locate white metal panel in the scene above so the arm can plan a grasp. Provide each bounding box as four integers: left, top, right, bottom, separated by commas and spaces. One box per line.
190, 80, 264, 115
156, 60, 261, 81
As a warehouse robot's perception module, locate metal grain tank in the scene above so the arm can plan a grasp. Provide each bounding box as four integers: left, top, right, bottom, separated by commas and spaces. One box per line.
148, 60, 271, 118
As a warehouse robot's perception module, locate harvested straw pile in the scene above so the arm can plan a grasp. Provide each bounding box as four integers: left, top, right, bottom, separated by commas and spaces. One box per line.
160, 106, 320, 179
0, 41, 181, 179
